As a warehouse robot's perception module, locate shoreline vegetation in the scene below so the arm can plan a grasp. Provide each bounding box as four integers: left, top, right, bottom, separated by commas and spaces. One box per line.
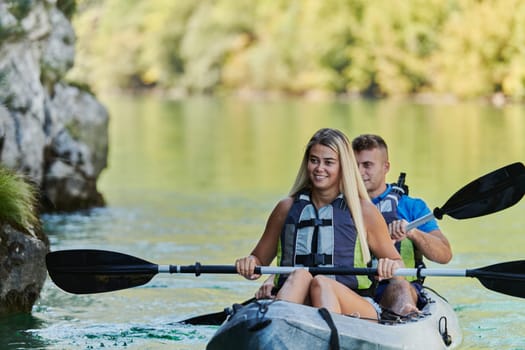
69, 0, 525, 107
94, 85, 509, 109
0, 167, 42, 239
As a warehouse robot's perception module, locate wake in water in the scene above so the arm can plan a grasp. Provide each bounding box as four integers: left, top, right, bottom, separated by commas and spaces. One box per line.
25, 317, 217, 349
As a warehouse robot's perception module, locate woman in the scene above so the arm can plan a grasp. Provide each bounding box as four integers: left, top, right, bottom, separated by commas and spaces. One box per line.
236, 128, 403, 320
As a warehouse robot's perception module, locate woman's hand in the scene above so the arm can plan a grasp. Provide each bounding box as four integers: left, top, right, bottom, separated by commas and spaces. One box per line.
235, 255, 261, 280
376, 258, 404, 281
255, 275, 276, 299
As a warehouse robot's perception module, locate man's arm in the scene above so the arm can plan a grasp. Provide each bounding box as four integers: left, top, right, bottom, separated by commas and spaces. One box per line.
393, 196, 452, 264
406, 228, 452, 263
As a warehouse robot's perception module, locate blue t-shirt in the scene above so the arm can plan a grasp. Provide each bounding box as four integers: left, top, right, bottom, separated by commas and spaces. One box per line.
373, 184, 439, 233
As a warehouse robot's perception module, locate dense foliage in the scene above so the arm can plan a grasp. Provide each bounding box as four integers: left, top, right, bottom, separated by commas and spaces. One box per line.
69, 0, 525, 100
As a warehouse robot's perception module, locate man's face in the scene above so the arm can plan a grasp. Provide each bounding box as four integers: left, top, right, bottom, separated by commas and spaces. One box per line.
354, 148, 390, 198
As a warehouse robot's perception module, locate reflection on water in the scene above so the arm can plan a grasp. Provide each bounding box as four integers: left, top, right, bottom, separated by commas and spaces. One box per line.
2, 96, 524, 349
0, 313, 50, 349
100, 97, 525, 199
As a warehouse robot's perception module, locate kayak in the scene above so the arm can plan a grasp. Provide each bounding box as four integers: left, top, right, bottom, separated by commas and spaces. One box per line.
206, 288, 462, 349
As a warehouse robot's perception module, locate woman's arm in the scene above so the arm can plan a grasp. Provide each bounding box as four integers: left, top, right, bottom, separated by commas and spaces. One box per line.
361, 199, 403, 279
236, 197, 293, 279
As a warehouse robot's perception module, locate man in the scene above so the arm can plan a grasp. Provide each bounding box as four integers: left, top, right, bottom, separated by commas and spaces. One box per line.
352, 134, 452, 317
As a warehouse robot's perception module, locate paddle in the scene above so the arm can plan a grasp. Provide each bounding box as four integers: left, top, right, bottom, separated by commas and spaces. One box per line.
405, 162, 525, 230
46, 162, 525, 323
46, 249, 525, 299
180, 297, 256, 326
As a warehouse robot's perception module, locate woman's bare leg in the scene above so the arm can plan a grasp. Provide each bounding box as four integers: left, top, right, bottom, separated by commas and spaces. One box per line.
310, 275, 378, 320
276, 269, 313, 304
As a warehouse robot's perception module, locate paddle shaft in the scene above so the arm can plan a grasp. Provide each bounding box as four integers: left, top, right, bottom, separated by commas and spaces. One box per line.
54, 262, 469, 277
406, 213, 434, 231
114, 264, 510, 279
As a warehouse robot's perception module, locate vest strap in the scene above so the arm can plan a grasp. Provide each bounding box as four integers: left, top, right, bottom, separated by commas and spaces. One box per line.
296, 218, 332, 229
296, 253, 333, 266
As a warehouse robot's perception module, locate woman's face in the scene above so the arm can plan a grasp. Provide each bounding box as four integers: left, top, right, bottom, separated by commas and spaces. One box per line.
307, 143, 341, 192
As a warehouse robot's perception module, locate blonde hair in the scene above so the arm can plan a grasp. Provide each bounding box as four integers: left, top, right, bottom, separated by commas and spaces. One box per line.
289, 128, 371, 263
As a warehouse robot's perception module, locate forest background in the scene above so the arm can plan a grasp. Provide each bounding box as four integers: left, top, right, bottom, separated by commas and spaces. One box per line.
68, 0, 525, 103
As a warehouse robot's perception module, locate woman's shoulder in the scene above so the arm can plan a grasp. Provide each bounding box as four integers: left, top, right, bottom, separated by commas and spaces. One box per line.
267, 196, 294, 222
276, 196, 294, 210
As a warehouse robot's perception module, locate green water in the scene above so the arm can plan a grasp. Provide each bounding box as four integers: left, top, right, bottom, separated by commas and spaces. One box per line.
2, 95, 524, 349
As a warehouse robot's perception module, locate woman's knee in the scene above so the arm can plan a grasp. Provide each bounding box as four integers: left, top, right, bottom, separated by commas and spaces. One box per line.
280, 269, 313, 291
276, 269, 314, 303
310, 275, 332, 293
287, 269, 313, 283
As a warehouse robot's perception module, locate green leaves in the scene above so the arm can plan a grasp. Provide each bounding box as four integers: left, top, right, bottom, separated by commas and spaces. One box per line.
68, 0, 525, 100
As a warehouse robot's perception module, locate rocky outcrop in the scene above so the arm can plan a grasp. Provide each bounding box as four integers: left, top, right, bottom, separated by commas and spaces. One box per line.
0, 0, 108, 212
0, 224, 48, 315
0, 1, 108, 314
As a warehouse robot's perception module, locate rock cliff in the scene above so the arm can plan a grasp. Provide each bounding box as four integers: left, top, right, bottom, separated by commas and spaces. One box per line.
1, 0, 108, 211
0, 0, 108, 314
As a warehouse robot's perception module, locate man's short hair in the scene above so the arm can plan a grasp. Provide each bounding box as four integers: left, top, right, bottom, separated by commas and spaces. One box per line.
352, 134, 388, 155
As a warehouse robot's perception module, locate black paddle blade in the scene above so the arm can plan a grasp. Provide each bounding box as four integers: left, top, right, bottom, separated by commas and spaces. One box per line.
179, 298, 256, 326
469, 260, 525, 299
181, 310, 227, 326
46, 249, 158, 294
434, 162, 525, 220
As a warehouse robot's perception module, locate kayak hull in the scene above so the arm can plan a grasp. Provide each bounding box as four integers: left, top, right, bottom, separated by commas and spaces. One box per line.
207, 289, 462, 350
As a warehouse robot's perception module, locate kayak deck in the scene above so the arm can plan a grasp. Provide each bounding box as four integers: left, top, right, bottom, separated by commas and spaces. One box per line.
207, 288, 462, 350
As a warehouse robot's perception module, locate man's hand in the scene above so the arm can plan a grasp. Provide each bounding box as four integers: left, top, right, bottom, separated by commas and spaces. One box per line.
388, 219, 413, 242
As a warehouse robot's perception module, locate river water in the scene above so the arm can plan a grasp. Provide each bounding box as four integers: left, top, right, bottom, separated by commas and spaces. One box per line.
1, 95, 524, 349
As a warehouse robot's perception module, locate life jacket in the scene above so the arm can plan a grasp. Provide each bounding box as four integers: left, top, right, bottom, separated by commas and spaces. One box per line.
373, 173, 425, 283
275, 190, 372, 293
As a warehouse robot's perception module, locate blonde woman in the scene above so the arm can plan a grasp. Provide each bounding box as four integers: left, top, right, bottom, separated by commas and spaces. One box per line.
236, 128, 403, 320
